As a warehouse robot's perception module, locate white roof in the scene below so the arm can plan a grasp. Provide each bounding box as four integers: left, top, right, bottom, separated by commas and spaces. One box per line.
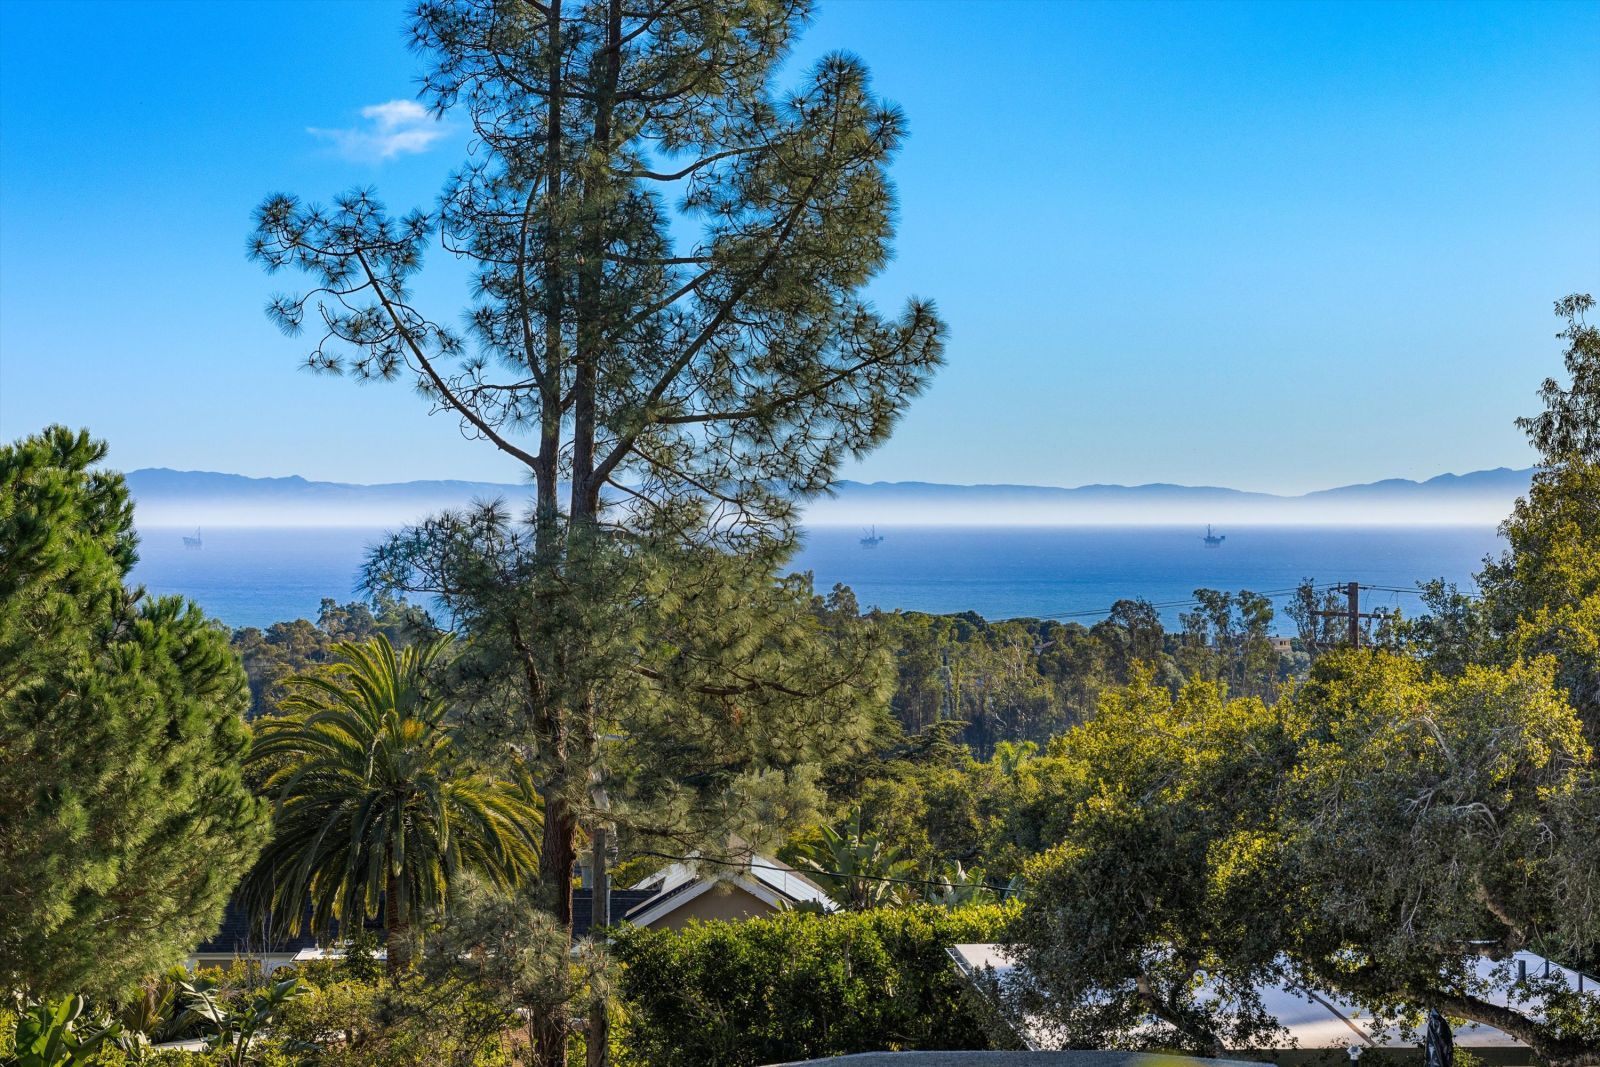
948, 945, 1594, 1051
625, 854, 836, 926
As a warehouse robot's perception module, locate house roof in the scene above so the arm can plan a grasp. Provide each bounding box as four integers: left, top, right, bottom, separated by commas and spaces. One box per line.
192, 899, 320, 957
572, 889, 659, 939
624, 853, 836, 927
195, 854, 833, 960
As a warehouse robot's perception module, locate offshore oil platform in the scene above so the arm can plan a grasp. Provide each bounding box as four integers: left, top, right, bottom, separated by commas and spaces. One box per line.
1201, 524, 1226, 547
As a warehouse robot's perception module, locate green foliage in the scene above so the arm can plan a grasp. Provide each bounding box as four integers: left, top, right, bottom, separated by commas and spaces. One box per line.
251, 10, 947, 1063
1279, 654, 1600, 1059
1389, 578, 1495, 678
230, 596, 433, 718
1007, 672, 1294, 1055
417, 877, 603, 1060
8, 995, 123, 1067
1396, 294, 1600, 738
779, 807, 919, 909
1174, 588, 1288, 700
613, 904, 1018, 1066
0, 427, 270, 1001
333, 930, 381, 986
1478, 457, 1600, 734
858, 594, 1292, 757
271, 974, 512, 1067
1009, 653, 1600, 1063
243, 636, 542, 974
112, 967, 198, 1048
1516, 293, 1600, 463
922, 861, 998, 907
873, 612, 1068, 752
85, 1047, 290, 1067
179, 976, 305, 1067
818, 722, 1113, 885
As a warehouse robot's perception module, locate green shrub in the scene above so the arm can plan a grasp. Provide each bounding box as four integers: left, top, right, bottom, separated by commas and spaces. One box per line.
612, 902, 1018, 1066
272, 976, 513, 1066
8, 994, 124, 1066
82, 1044, 267, 1066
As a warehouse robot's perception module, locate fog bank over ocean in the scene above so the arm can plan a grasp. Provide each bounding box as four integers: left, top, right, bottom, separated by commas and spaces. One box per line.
132, 524, 1504, 632
124, 466, 1533, 528
123, 467, 1517, 629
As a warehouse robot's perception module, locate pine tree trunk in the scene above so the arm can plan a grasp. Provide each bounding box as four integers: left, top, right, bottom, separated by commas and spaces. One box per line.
530, 796, 577, 1067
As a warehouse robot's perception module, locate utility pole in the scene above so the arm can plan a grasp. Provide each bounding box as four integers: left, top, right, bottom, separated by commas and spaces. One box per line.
1310, 582, 1386, 648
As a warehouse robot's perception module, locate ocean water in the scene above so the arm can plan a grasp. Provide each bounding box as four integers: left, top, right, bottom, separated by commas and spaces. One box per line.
131, 525, 1505, 631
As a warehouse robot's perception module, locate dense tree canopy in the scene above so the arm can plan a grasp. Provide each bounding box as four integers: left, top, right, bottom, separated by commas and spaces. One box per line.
0, 427, 270, 1001
1279, 655, 1600, 1062
230, 595, 433, 718
999, 295, 1600, 1063
1398, 293, 1600, 735
1007, 653, 1600, 1064
864, 593, 1293, 756
1478, 452, 1600, 736
1005, 673, 1294, 1056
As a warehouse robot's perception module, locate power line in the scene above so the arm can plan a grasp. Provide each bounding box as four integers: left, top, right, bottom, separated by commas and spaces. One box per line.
1310, 581, 1389, 646
1032, 584, 1332, 622
1030, 579, 1448, 625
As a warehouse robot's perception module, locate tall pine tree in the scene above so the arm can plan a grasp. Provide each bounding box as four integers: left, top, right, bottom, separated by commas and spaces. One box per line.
250, 2, 943, 1060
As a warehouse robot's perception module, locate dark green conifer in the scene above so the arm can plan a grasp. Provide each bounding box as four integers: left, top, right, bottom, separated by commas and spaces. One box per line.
0, 427, 271, 1000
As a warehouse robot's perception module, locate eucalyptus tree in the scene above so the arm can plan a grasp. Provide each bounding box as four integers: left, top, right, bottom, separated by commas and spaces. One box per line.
1177, 588, 1282, 699
1480, 293, 1600, 735
244, 635, 541, 974
251, 1, 942, 1058
1516, 293, 1599, 463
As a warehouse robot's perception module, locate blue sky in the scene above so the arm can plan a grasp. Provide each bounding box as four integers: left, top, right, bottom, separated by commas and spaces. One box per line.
2, 0, 1596, 493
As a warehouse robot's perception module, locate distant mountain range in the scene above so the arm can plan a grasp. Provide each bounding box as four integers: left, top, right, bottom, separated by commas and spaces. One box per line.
123, 466, 1533, 527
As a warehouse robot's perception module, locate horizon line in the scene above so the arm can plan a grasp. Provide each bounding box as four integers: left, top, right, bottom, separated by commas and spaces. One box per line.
121, 463, 1534, 501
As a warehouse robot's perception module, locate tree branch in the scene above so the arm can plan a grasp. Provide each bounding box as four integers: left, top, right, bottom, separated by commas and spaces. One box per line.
354, 251, 540, 470
615, 146, 757, 182
591, 171, 826, 487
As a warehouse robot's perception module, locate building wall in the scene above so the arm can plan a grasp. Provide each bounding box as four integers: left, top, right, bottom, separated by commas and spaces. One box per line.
188, 953, 300, 975
647, 884, 780, 930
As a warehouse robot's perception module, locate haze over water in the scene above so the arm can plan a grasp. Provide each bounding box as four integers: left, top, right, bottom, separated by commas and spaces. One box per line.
132, 524, 1504, 631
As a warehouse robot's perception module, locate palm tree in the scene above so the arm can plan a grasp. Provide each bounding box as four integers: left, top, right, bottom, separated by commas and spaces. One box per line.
244, 634, 540, 974
781, 808, 919, 910
991, 739, 1038, 776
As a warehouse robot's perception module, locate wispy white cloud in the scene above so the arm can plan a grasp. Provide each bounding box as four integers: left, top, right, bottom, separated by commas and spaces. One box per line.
307, 100, 447, 162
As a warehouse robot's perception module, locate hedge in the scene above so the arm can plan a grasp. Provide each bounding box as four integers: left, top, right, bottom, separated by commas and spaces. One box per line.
612, 903, 1017, 1066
